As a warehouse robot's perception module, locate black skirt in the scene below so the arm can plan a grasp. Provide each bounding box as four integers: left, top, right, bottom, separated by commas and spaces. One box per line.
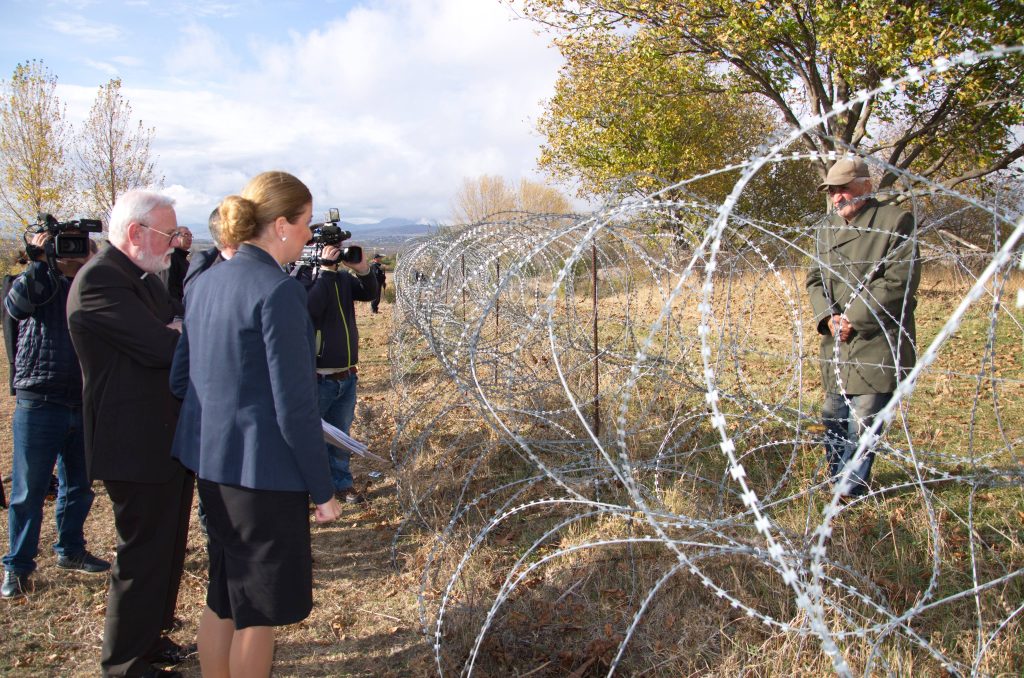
198, 478, 313, 629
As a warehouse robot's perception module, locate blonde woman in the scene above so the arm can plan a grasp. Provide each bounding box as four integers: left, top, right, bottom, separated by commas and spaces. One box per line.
170, 171, 342, 677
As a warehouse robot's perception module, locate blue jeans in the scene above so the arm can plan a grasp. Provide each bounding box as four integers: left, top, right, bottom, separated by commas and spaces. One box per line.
822, 392, 892, 496
318, 374, 358, 492
3, 399, 94, 575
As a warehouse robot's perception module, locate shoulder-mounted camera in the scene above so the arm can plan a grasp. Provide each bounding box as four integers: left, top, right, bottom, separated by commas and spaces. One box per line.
299, 208, 362, 266
28, 213, 102, 259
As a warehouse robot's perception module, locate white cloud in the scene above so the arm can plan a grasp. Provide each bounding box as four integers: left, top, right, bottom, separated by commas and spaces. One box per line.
110, 55, 144, 68
75, 57, 146, 79
58, 83, 100, 121
54, 0, 569, 227
188, 2, 244, 19
164, 22, 240, 82
82, 59, 121, 77
53, 0, 103, 11
45, 14, 121, 42
162, 182, 222, 224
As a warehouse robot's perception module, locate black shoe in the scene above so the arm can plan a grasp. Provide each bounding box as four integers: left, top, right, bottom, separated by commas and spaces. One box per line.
1, 571, 31, 598
56, 551, 111, 573
45, 474, 58, 501
336, 488, 366, 504
147, 640, 197, 666
162, 616, 186, 633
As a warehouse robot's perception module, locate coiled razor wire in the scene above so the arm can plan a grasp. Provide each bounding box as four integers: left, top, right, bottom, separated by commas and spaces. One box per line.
387, 46, 1024, 676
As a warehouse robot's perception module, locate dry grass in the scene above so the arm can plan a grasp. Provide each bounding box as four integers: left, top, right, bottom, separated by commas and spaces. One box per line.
386, 265, 1024, 676
2, 265, 1022, 676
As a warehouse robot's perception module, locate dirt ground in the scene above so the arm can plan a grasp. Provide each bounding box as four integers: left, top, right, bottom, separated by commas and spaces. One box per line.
0, 299, 436, 677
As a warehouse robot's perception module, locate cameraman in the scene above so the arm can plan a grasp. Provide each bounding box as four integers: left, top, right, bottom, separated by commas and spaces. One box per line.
306, 245, 377, 503
2, 231, 109, 599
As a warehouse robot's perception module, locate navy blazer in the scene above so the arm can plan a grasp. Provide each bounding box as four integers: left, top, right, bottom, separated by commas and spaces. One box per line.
170, 244, 333, 504
182, 246, 224, 302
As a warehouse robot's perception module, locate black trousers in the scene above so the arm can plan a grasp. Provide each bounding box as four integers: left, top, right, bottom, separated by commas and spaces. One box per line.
371, 284, 384, 312
100, 464, 194, 677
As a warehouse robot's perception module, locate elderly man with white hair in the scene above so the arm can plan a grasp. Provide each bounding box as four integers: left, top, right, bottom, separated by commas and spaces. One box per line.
806, 157, 920, 501
67, 190, 194, 678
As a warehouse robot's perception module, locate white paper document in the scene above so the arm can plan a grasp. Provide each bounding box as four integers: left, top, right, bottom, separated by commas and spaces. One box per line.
321, 419, 388, 464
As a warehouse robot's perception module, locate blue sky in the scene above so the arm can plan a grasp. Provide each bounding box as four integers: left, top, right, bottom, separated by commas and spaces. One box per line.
0, 0, 565, 233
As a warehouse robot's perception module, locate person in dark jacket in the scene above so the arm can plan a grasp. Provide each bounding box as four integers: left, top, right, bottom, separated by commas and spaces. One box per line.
2, 232, 109, 599
170, 171, 342, 677
369, 253, 386, 313
307, 246, 377, 502
2, 249, 31, 396
182, 207, 237, 301
67, 190, 194, 677
165, 226, 192, 303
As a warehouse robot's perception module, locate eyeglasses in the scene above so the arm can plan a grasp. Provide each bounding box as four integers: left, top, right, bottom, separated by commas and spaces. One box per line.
826, 184, 855, 195
138, 223, 182, 246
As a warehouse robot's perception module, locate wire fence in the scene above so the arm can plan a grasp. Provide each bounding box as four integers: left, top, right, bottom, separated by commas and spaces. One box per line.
387, 46, 1024, 677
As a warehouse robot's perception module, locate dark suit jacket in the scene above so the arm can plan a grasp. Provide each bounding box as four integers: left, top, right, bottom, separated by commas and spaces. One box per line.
166, 248, 190, 303
2, 273, 20, 395
181, 246, 223, 302
67, 245, 184, 482
170, 244, 333, 504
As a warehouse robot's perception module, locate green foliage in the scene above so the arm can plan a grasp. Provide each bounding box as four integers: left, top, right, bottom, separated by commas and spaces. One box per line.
0, 60, 77, 229
523, 0, 1024, 192
537, 29, 823, 227
538, 32, 772, 201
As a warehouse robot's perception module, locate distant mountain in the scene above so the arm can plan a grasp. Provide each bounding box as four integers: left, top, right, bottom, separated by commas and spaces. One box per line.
187, 218, 437, 256
340, 218, 435, 238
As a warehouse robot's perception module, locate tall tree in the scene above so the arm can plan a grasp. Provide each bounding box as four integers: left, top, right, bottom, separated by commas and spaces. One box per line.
538, 31, 773, 198
0, 60, 77, 229
514, 178, 573, 215
520, 0, 1024, 191
451, 175, 572, 224
77, 78, 161, 222
452, 174, 515, 224
536, 29, 821, 224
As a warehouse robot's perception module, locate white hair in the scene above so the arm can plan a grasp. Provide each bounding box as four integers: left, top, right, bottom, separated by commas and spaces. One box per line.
853, 176, 874, 192
107, 190, 176, 246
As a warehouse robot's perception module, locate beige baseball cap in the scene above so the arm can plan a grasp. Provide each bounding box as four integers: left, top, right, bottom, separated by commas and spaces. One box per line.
817, 157, 871, 191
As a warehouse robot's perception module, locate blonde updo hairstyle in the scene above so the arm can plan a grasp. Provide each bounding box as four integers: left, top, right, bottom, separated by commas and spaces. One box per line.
218, 171, 313, 247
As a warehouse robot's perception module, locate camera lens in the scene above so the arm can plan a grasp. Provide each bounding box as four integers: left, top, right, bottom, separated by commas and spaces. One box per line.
55, 234, 89, 258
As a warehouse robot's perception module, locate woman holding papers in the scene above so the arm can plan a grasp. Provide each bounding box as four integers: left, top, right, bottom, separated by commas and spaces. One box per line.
169, 171, 342, 678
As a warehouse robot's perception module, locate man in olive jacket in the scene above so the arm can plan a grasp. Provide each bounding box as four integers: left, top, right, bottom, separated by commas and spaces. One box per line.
806, 157, 920, 499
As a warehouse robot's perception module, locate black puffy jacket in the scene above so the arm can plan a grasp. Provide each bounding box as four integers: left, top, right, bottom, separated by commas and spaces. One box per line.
306, 268, 377, 369
4, 261, 82, 406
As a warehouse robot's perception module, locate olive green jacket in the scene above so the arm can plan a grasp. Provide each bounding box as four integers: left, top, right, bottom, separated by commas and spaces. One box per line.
806, 199, 920, 395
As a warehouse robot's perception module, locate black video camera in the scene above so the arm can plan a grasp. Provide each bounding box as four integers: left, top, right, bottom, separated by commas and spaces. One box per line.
300, 208, 362, 266
28, 213, 102, 259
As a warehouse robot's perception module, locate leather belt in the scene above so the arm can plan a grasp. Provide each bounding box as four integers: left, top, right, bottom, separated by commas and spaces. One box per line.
320, 366, 357, 381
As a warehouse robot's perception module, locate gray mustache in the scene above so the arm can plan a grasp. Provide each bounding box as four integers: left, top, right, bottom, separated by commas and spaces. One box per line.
835, 195, 870, 211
